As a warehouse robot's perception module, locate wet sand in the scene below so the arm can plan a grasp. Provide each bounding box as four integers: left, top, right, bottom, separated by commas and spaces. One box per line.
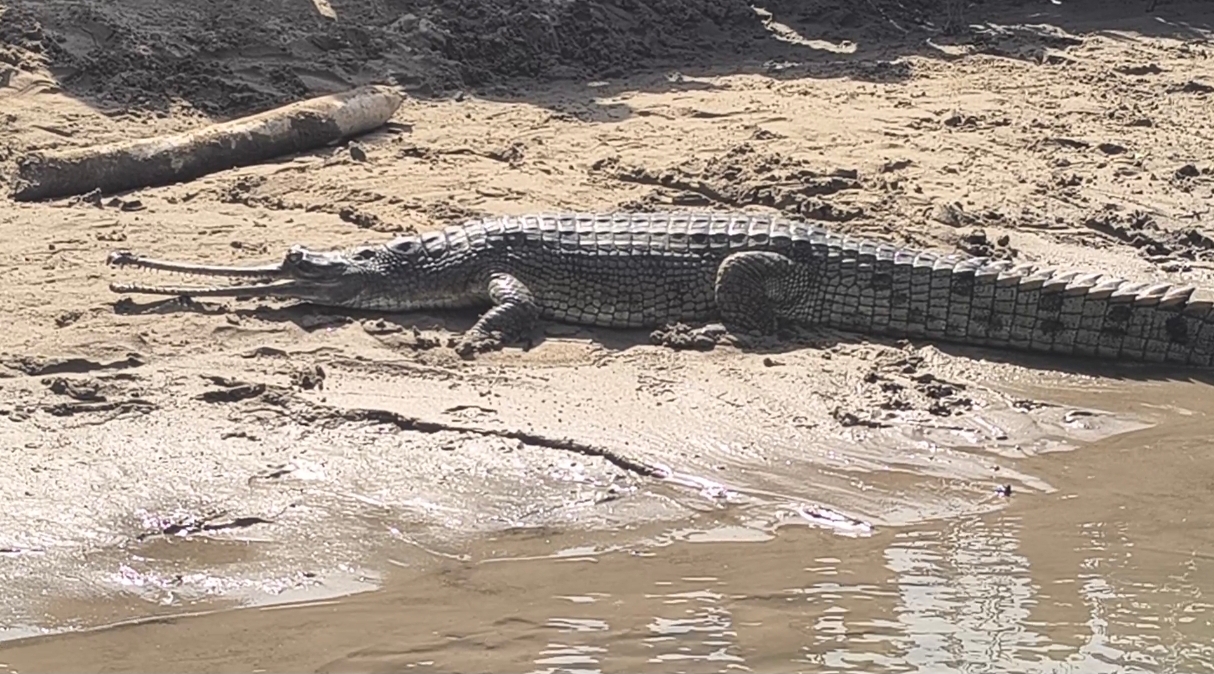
0, 0, 1213, 670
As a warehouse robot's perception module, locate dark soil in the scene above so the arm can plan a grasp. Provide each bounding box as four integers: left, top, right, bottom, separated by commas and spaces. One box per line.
0, 0, 1016, 117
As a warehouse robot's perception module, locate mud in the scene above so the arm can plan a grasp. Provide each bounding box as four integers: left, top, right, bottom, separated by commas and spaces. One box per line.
2, 373, 1212, 672
1, 0, 1213, 666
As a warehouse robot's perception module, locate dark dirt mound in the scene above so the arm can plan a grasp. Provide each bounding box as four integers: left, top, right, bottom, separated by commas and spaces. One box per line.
6, 0, 1190, 119
426, 0, 763, 85
0, 0, 962, 117
0, 2, 46, 70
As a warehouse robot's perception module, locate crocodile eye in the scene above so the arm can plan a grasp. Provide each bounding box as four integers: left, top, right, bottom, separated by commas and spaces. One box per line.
285, 249, 304, 265
352, 247, 377, 261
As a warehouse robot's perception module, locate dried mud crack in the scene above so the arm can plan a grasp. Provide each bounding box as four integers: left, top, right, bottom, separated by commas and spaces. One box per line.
133, 509, 277, 542
197, 376, 667, 480
0, 353, 145, 378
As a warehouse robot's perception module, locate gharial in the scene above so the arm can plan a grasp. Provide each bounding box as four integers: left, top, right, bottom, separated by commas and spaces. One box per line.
106, 211, 1214, 365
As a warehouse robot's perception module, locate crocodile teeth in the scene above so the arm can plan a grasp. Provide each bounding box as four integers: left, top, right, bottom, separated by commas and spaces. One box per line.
105, 250, 285, 278
109, 278, 301, 297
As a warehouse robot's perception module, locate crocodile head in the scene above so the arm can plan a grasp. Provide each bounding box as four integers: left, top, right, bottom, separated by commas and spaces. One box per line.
107, 239, 482, 312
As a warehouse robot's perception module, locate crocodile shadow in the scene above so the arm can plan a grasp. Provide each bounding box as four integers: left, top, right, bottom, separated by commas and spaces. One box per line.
111, 297, 1214, 386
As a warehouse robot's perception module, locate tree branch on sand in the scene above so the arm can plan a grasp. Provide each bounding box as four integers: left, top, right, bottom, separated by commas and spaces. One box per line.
10, 84, 406, 202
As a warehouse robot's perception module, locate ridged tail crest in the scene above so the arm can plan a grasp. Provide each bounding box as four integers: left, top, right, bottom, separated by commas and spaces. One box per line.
819, 242, 1214, 365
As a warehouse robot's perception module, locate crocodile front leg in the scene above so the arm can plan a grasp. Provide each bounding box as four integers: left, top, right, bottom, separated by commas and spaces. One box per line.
455, 272, 539, 358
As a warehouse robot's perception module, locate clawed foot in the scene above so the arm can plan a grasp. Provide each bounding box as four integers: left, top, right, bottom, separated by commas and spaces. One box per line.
452, 329, 535, 359
452, 329, 507, 359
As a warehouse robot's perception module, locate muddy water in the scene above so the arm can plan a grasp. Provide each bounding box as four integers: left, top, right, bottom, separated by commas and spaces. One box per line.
1, 378, 1212, 673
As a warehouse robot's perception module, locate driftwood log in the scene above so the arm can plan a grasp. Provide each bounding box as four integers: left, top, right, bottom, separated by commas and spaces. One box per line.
11, 84, 405, 202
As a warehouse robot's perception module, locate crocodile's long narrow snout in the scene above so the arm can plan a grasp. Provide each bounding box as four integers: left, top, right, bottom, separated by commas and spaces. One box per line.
106, 249, 303, 297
